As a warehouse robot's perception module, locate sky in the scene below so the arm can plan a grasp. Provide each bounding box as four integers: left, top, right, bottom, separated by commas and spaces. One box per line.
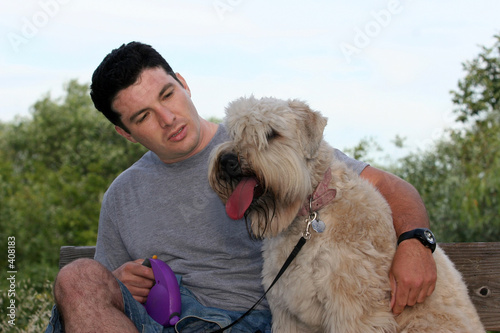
1, 0, 499, 163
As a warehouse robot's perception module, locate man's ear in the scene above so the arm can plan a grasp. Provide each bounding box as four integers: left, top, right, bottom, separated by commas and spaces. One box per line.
115, 125, 138, 143
175, 73, 191, 97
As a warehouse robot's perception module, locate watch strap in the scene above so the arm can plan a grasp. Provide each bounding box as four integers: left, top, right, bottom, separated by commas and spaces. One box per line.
397, 228, 436, 253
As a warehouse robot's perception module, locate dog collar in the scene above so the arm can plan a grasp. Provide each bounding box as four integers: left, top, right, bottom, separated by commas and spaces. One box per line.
298, 168, 336, 216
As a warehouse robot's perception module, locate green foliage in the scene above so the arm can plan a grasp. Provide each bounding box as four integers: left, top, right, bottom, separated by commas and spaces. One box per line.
207, 116, 223, 124
343, 136, 383, 162
0, 80, 147, 330
393, 36, 500, 243
1, 80, 146, 261
451, 35, 500, 123
0, 280, 53, 332
395, 126, 500, 242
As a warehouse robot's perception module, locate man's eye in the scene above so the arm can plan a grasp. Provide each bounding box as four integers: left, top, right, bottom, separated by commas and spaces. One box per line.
162, 91, 173, 100
137, 112, 149, 123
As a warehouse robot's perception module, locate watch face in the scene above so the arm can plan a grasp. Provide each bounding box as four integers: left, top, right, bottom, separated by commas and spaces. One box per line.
424, 230, 435, 244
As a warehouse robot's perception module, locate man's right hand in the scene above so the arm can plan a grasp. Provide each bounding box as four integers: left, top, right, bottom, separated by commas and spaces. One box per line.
113, 259, 155, 303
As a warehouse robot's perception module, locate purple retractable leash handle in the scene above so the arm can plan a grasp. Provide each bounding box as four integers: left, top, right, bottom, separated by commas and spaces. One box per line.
142, 256, 182, 326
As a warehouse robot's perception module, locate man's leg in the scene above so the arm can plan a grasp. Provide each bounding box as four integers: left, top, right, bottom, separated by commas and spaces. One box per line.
54, 258, 138, 333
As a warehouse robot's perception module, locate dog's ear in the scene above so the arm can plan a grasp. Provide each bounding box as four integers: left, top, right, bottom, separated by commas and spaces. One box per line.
288, 99, 328, 159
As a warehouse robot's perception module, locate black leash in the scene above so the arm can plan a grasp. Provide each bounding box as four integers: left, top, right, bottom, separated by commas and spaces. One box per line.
211, 236, 307, 333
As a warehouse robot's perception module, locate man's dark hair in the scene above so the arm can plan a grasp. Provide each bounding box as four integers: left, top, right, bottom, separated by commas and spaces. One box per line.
90, 41, 181, 131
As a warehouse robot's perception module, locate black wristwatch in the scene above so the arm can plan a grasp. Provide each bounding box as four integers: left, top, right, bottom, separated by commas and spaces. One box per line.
397, 228, 436, 253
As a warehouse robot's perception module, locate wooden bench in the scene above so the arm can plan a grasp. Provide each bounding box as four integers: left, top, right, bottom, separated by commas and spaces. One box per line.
59, 242, 500, 331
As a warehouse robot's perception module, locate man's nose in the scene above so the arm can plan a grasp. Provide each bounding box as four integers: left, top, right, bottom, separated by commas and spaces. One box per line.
157, 108, 176, 127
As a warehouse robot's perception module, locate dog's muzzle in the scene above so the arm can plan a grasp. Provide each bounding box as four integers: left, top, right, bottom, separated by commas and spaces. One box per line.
220, 153, 242, 178
218, 152, 265, 220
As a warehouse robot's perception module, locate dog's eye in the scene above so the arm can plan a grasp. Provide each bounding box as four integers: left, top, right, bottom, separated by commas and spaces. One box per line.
267, 129, 279, 141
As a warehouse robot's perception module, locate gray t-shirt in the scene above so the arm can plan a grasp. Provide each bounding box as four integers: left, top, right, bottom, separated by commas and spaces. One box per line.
94, 124, 368, 311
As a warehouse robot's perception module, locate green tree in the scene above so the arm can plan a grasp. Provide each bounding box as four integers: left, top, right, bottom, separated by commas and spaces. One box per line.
0, 80, 147, 330
343, 136, 382, 162
394, 35, 500, 242
451, 35, 500, 123
1, 80, 147, 264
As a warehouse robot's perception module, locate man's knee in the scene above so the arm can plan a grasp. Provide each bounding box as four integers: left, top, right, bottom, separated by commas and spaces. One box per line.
51, 260, 134, 331
54, 258, 121, 306
56, 259, 102, 290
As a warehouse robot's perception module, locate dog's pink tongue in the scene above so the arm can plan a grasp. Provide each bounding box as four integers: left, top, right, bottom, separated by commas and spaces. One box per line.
226, 177, 258, 220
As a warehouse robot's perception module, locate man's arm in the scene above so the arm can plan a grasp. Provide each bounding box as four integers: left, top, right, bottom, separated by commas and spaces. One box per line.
360, 166, 437, 315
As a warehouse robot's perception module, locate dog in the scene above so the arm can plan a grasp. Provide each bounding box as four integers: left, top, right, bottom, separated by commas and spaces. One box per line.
208, 96, 485, 332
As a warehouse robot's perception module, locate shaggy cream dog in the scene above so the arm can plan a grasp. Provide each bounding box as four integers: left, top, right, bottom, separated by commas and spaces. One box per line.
208, 96, 484, 332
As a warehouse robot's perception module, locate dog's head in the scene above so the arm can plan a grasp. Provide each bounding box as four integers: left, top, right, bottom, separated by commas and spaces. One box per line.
208, 96, 328, 238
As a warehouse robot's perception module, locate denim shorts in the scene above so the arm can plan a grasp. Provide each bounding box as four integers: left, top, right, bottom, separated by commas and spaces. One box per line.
45, 276, 272, 333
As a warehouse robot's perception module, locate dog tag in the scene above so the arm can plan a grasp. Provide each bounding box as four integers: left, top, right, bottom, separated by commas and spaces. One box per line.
311, 219, 326, 233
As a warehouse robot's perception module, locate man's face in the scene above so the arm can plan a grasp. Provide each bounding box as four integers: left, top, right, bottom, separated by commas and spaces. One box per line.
112, 67, 203, 163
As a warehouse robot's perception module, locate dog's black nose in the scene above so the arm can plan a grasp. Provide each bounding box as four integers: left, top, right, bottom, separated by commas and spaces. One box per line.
220, 153, 242, 177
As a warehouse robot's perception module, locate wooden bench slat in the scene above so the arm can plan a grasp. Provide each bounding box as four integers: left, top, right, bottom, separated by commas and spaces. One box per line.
440, 242, 500, 331
59, 246, 96, 269
59, 242, 500, 331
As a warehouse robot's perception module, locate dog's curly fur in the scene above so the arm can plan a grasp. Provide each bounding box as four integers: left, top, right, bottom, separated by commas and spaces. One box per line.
208, 96, 484, 332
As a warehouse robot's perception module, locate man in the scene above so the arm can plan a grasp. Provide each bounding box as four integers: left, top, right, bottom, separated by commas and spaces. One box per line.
46, 42, 437, 333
